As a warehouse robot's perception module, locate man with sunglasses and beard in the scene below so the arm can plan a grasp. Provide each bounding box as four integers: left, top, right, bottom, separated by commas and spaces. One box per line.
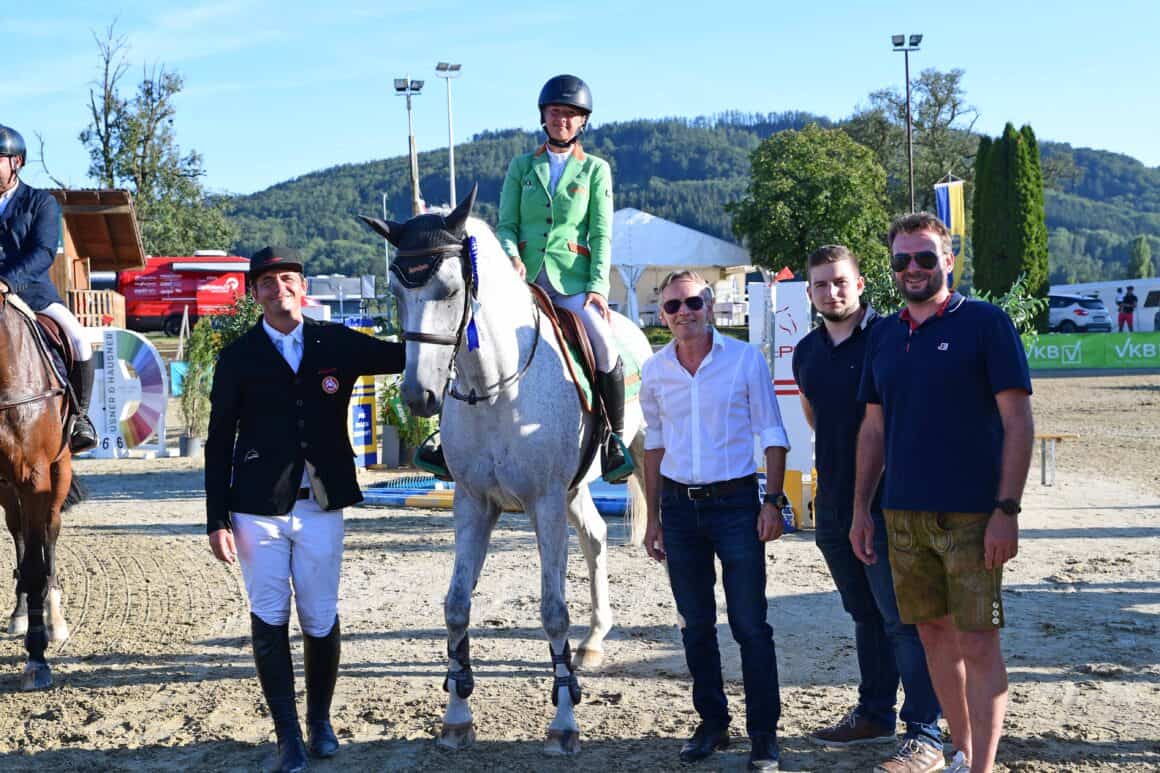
854, 214, 1035, 773
793, 245, 942, 772
641, 270, 789, 771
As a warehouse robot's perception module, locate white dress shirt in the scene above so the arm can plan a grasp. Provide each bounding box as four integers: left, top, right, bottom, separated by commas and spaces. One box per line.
263, 318, 304, 373
641, 328, 789, 485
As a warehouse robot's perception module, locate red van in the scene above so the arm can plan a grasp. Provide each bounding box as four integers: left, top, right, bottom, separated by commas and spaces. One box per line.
119, 253, 249, 335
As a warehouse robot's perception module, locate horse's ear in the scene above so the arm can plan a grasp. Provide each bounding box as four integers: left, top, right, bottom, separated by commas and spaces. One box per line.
358, 215, 405, 247
443, 183, 478, 235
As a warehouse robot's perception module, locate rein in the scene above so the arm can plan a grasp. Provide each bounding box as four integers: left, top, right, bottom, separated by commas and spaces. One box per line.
391, 238, 541, 406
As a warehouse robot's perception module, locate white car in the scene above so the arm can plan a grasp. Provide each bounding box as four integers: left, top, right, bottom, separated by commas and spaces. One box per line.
1048, 294, 1112, 333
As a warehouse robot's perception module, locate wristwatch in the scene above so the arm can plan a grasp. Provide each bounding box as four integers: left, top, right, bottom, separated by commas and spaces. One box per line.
763, 492, 791, 509
994, 498, 1021, 516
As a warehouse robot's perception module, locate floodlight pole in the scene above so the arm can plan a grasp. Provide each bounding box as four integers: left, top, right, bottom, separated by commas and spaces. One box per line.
436, 62, 462, 205
396, 76, 424, 215
892, 34, 922, 212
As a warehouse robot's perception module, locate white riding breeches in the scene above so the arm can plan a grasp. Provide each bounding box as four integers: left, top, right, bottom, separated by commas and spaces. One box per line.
533, 272, 615, 372
40, 303, 92, 361
232, 496, 343, 637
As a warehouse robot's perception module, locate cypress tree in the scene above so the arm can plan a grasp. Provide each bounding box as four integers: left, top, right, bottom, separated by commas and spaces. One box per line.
971, 136, 993, 290
1015, 125, 1049, 305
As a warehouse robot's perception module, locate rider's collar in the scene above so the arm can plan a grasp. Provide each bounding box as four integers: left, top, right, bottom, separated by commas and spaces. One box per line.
534, 142, 586, 161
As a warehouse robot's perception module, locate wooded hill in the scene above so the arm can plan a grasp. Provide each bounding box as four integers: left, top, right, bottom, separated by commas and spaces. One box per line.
223, 113, 1158, 284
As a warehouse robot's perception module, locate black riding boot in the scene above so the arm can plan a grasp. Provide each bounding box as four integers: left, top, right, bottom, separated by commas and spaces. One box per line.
68, 358, 98, 453
303, 617, 341, 758
415, 433, 452, 482
597, 358, 633, 483
251, 614, 308, 773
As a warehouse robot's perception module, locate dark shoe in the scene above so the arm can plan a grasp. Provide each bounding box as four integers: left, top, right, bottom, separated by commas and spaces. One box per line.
808, 708, 896, 747
748, 733, 780, 771
414, 436, 452, 481
304, 617, 341, 758
679, 723, 730, 763
67, 358, 98, 453
251, 614, 308, 773
596, 360, 633, 483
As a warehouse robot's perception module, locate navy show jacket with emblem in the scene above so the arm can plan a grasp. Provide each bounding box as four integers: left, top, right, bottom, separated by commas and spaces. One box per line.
204, 317, 405, 533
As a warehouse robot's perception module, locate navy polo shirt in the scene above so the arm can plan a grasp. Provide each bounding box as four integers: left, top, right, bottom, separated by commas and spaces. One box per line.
858, 293, 1032, 514
793, 306, 883, 513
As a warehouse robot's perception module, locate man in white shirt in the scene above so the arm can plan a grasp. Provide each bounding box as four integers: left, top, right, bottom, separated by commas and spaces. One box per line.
641, 270, 790, 772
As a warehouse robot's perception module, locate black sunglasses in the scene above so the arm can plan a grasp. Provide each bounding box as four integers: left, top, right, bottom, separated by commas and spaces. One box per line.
662, 295, 706, 314
890, 250, 941, 272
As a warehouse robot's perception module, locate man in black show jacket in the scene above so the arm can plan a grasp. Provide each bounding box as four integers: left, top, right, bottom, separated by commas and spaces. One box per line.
205, 246, 404, 772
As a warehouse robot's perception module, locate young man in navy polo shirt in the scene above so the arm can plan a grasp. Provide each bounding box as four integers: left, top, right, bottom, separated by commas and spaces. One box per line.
793, 245, 942, 773
853, 213, 1035, 773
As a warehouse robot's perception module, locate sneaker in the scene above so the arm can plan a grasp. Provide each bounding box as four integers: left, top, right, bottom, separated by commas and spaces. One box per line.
809, 708, 896, 747
945, 750, 970, 772
874, 737, 946, 772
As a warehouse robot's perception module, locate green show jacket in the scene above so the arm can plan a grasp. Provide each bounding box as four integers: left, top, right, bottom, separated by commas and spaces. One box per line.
496, 142, 613, 298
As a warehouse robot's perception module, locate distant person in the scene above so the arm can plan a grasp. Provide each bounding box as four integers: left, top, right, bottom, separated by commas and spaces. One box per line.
854, 213, 1035, 773
0, 124, 98, 452
641, 270, 789, 771
417, 74, 630, 484
793, 244, 943, 773
205, 246, 405, 773
1115, 286, 1124, 313
1119, 286, 1138, 332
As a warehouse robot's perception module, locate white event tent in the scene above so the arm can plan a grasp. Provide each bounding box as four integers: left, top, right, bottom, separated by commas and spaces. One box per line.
610, 208, 754, 325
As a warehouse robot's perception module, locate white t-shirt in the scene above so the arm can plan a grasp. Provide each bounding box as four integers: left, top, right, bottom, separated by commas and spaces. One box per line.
547, 149, 571, 195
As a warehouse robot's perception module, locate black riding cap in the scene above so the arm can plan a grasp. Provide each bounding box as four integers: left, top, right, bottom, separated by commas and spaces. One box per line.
538, 75, 592, 115
0, 125, 27, 163
249, 246, 304, 282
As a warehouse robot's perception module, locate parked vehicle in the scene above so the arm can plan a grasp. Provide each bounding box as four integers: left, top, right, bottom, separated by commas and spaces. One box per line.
1051, 279, 1160, 333
118, 253, 249, 335
1048, 293, 1112, 333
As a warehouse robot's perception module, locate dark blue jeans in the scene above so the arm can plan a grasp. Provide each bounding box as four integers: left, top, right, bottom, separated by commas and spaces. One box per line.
661, 481, 780, 739
815, 504, 941, 746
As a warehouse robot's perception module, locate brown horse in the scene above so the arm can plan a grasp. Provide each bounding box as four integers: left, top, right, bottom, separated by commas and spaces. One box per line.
0, 292, 76, 690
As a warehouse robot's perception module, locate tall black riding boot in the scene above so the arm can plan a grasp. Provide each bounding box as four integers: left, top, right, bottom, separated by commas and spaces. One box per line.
303, 617, 341, 758
597, 358, 633, 483
251, 614, 308, 773
67, 358, 98, 453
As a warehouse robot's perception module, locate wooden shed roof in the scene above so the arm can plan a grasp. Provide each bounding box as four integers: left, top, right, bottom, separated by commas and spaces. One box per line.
48, 189, 147, 271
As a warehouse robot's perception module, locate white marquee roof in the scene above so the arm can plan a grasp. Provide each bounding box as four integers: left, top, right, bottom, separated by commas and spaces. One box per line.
612, 208, 751, 269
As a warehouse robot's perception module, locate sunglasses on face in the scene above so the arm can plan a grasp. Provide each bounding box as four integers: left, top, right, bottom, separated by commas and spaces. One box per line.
890, 250, 941, 272
662, 295, 706, 314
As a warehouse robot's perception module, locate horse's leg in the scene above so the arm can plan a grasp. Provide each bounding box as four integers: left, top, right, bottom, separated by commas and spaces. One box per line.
566, 486, 610, 671
438, 494, 500, 750
19, 483, 53, 691
45, 459, 70, 642
528, 492, 582, 756
2, 485, 28, 637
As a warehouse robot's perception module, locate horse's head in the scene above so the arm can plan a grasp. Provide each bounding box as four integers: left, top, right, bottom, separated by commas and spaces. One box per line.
360, 185, 477, 417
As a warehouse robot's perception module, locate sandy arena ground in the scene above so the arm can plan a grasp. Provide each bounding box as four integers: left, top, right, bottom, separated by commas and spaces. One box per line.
0, 374, 1157, 771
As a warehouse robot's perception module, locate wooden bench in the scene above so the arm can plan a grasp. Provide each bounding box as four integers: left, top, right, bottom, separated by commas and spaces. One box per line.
1035, 433, 1078, 486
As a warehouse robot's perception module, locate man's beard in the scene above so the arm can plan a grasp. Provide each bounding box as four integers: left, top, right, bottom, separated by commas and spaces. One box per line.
819, 303, 861, 323
895, 268, 945, 302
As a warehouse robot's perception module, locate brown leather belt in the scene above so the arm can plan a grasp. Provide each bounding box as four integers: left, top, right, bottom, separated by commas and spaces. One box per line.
663, 474, 757, 501
297, 487, 311, 500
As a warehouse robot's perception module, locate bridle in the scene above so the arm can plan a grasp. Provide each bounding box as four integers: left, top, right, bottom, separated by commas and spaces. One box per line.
390, 237, 540, 406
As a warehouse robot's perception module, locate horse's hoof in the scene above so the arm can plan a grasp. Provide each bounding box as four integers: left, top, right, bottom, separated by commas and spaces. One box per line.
572, 646, 604, 671
544, 728, 581, 756
20, 662, 53, 691
436, 721, 475, 750
7, 615, 28, 637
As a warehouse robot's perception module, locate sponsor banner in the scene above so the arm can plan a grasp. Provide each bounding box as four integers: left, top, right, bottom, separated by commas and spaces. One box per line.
934, 180, 966, 290
1023, 332, 1160, 370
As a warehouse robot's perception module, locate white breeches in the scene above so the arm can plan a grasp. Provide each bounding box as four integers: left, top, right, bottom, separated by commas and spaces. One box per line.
232, 497, 343, 636
40, 303, 92, 361
534, 271, 616, 372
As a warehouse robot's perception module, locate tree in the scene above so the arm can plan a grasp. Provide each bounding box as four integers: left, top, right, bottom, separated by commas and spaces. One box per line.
730, 124, 895, 309
79, 23, 237, 255
972, 124, 1049, 310
844, 68, 980, 214
1129, 235, 1154, 278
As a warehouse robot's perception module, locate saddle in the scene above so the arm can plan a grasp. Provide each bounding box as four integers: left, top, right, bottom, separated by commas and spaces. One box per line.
528, 284, 600, 416
4, 292, 77, 410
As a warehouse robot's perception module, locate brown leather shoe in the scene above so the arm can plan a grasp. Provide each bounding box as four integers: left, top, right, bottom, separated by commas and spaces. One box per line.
808, 708, 895, 747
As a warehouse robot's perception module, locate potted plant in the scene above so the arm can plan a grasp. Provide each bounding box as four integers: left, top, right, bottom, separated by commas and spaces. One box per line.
378, 375, 439, 468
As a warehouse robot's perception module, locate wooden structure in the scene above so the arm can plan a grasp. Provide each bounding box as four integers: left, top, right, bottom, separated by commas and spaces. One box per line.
46, 189, 147, 328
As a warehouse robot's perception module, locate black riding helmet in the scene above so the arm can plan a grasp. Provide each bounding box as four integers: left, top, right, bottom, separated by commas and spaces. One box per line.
0, 125, 27, 165
538, 75, 592, 148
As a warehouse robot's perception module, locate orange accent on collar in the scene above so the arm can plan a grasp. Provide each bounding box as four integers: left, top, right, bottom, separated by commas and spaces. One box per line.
900, 294, 954, 332
534, 142, 585, 160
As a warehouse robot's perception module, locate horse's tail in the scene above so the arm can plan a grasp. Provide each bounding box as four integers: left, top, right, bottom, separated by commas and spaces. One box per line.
624, 433, 647, 546
62, 476, 87, 511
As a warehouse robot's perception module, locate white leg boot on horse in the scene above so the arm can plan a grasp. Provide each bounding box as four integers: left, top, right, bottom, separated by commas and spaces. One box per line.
8, 589, 28, 636
567, 488, 611, 671
438, 495, 499, 750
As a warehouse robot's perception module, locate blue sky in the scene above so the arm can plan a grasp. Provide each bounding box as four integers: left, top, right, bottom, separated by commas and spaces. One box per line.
9, 0, 1158, 198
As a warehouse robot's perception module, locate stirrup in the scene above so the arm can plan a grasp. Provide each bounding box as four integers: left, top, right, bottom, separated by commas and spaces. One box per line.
69, 415, 98, 453
413, 431, 452, 481
600, 433, 633, 484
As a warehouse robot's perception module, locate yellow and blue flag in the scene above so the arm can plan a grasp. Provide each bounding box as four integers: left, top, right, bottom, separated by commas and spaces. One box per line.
934, 180, 966, 289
